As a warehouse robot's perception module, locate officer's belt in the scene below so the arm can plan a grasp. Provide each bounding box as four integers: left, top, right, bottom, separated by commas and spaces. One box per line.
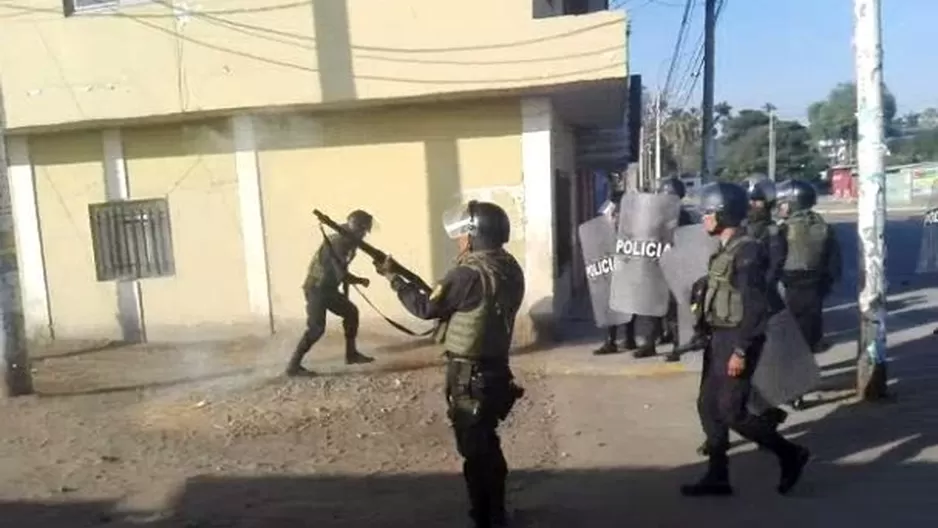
443, 351, 508, 369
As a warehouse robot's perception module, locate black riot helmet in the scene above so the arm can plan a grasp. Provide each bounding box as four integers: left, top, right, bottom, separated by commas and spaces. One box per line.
656, 176, 686, 199
775, 179, 817, 214
698, 182, 749, 229
744, 173, 777, 205
442, 200, 510, 250
346, 209, 374, 236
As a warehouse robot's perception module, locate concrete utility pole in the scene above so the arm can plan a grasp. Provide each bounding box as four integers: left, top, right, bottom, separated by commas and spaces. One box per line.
654, 91, 663, 183
0, 82, 34, 397
699, 0, 717, 182
853, 0, 889, 400
766, 103, 777, 180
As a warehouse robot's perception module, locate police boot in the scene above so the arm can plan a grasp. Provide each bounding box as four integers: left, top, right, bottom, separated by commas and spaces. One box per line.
285, 348, 316, 377
621, 321, 638, 350
632, 336, 657, 359
681, 454, 733, 497
593, 327, 621, 356
777, 445, 811, 495
344, 338, 374, 365
593, 339, 620, 356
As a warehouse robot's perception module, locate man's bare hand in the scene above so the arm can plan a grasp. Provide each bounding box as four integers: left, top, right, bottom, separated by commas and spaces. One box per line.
727, 353, 745, 378
374, 255, 396, 277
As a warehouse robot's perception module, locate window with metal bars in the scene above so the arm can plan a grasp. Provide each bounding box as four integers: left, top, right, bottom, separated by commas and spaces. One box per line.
88, 198, 175, 282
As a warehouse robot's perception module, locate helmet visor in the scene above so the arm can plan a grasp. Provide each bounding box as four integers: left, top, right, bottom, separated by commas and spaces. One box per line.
442, 203, 474, 239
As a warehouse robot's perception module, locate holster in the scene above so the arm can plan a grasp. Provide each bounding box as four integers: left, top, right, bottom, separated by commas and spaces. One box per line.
445, 357, 524, 424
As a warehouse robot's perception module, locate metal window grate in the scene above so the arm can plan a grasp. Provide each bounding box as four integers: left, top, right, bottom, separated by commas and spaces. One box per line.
88, 198, 175, 282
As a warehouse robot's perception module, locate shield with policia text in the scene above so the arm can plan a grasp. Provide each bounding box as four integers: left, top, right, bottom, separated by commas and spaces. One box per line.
658, 223, 719, 347
660, 227, 820, 408
608, 192, 681, 317
579, 216, 633, 328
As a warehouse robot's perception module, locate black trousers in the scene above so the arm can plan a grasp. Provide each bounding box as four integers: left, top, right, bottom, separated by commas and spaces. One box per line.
446, 360, 512, 527
784, 285, 824, 350
290, 288, 359, 365
697, 331, 797, 478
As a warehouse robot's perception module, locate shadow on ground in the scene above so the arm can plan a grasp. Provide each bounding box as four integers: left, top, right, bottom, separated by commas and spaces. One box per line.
8, 337, 938, 528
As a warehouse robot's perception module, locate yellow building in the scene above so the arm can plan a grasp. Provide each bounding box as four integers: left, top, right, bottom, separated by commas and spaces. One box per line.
0, 0, 629, 348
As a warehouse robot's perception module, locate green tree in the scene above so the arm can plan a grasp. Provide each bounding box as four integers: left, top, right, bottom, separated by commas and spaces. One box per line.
807, 82, 898, 141
717, 107, 825, 181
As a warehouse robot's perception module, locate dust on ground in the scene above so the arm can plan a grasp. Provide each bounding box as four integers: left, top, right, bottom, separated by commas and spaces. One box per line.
0, 335, 564, 527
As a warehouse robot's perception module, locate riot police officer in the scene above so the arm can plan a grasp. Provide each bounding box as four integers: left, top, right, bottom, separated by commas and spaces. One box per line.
775, 179, 842, 354
656, 176, 695, 361
682, 182, 810, 498
286, 210, 375, 377
658, 176, 695, 226
594, 171, 638, 355
376, 200, 525, 528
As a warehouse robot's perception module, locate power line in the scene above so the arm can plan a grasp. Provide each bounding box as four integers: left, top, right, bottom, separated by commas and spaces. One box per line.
660, 0, 697, 100
674, 0, 726, 108
0, 1, 625, 55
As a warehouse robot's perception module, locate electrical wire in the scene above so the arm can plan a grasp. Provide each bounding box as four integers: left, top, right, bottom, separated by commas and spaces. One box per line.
660, 0, 696, 100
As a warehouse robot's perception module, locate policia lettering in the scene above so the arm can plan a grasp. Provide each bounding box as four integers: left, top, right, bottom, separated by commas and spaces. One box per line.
585, 256, 617, 280
615, 239, 673, 259
377, 200, 524, 528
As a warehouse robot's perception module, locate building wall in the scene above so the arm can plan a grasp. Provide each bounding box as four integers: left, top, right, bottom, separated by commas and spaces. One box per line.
16, 95, 565, 346
30, 131, 120, 340
121, 120, 254, 341
0, 1, 626, 131
256, 98, 524, 334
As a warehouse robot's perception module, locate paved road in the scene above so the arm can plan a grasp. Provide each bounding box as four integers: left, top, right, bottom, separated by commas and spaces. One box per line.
514, 210, 938, 527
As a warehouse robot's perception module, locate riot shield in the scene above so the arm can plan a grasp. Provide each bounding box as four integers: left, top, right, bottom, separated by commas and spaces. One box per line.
659, 224, 719, 346
608, 193, 681, 317
578, 216, 633, 328
916, 181, 938, 273
750, 309, 821, 410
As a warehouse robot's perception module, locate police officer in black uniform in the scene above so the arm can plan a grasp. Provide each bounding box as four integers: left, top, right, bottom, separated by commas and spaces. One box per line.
286, 210, 376, 377
594, 171, 639, 355
376, 200, 525, 528
656, 176, 695, 361
744, 175, 792, 422
682, 182, 810, 498
775, 179, 842, 354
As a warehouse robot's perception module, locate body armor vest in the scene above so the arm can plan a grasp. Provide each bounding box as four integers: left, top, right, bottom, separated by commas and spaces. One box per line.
435, 249, 524, 360
703, 234, 754, 328
303, 234, 355, 291
783, 211, 827, 272
746, 219, 779, 242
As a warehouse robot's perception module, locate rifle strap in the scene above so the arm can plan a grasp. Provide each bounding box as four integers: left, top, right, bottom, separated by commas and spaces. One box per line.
318, 223, 434, 338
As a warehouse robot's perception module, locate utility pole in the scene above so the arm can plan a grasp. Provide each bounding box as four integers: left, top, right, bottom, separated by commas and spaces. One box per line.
0, 81, 34, 397
766, 103, 777, 180
654, 91, 663, 183
699, 0, 717, 183
638, 113, 646, 190
854, 0, 889, 401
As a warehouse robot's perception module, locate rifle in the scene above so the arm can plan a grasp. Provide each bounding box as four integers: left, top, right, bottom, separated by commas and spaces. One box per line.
313, 209, 434, 295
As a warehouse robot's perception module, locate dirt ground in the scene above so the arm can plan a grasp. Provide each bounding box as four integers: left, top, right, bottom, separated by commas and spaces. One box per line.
6, 321, 936, 528
0, 335, 569, 527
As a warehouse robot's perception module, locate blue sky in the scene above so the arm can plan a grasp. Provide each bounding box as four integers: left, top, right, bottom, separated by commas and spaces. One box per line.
622, 0, 937, 123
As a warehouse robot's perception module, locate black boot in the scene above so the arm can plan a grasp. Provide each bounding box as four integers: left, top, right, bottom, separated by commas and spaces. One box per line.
285, 336, 317, 377
622, 322, 638, 350
594, 327, 622, 356
681, 454, 733, 497
345, 338, 374, 365
593, 340, 620, 356
777, 445, 811, 495
632, 342, 657, 359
